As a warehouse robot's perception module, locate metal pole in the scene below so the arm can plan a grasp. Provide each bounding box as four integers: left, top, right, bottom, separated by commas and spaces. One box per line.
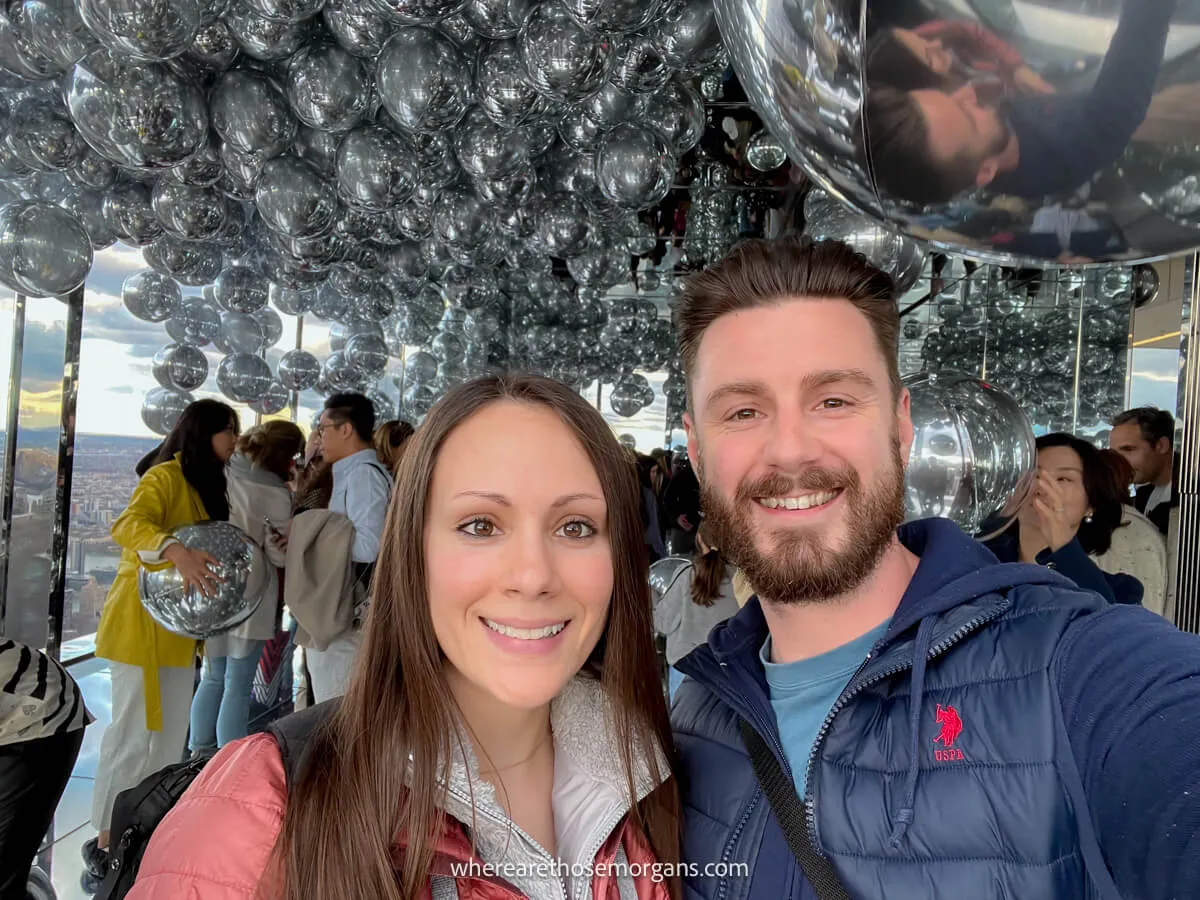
1172, 252, 1200, 633
45, 286, 83, 660
289, 314, 303, 422
0, 294, 25, 635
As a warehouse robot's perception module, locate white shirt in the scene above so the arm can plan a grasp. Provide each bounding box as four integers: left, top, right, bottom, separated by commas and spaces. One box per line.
328, 448, 392, 564
1146, 482, 1172, 515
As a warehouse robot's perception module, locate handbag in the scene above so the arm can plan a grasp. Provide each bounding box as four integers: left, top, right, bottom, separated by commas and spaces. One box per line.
739, 720, 853, 900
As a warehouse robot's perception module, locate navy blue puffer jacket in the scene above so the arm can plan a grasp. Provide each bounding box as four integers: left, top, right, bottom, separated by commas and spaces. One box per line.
671, 518, 1200, 900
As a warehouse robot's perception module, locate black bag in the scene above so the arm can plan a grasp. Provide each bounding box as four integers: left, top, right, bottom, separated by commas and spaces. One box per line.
94, 701, 339, 899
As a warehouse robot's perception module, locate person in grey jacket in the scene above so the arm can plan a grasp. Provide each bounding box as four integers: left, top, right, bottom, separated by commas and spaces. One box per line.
188, 420, 305, 752
652, 522, 741, 700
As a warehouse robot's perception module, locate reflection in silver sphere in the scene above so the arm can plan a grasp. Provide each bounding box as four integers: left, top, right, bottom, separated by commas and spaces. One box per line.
903, 371, 1035, 540
714, 0, 1200, 264
137, 520, 259, 639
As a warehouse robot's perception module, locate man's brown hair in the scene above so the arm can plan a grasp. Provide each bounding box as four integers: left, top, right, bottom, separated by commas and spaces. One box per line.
676, 236, 902, 403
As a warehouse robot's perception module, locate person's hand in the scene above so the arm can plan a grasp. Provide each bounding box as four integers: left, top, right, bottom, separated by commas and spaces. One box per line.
1030, 472, 1077, 552
162, 543, 223, 597
1014, 65, 1055, 95
267, 528, 289, 553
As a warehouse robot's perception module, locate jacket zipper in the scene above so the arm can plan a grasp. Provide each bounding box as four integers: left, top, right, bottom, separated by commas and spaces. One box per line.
800, 602, 1010, 850
444, 783, 571, 900
714, 792, 760, 900
445, 783, 637, 900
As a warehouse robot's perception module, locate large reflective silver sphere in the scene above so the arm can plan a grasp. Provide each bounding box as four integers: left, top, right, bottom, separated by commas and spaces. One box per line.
903, 370, 1035, 540
715, 0, 1200, 265
649, 556, 690, 604
137, 520, 260, 639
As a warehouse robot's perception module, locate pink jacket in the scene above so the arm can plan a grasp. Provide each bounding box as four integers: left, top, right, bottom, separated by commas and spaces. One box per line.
128, 679, 674, 900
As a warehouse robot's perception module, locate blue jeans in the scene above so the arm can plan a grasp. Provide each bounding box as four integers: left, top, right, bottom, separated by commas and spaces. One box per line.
188, 643, 265, 752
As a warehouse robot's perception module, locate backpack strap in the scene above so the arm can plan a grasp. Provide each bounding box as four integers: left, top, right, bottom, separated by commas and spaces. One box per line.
266, 698, 341, 792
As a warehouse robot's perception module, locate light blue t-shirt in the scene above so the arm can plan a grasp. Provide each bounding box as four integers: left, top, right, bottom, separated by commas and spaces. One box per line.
761, 618, 890, 797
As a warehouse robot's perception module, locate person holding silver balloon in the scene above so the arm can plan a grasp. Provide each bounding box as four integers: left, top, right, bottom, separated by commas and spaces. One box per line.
984, 433, 1144, 607
669, 236, 1200, 900
123, 374, 680, 900
84, 400, 239, 885
189, 420, 306, 755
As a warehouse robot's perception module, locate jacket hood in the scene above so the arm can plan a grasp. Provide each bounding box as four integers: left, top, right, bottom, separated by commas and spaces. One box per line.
228, 451, 286, 489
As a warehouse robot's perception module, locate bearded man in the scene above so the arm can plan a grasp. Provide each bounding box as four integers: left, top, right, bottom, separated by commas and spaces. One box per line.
669, 237, 1200, 900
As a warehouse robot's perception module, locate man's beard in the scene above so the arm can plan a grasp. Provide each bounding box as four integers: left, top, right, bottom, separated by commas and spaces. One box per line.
699, 439, 906, 605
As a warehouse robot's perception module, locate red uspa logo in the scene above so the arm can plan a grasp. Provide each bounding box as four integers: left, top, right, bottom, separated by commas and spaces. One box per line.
933, 704, 965, 761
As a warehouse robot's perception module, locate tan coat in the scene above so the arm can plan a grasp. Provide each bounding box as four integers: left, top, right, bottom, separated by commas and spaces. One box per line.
283, 509, 357, 650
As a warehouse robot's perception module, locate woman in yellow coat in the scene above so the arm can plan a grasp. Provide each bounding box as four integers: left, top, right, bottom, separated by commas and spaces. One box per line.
85, 399, 239, 878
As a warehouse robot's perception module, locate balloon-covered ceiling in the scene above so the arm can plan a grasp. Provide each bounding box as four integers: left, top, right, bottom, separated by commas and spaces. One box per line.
0, 0, 1166, 439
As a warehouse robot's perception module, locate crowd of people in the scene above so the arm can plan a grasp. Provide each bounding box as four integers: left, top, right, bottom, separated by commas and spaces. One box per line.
1, 236, 1198, 900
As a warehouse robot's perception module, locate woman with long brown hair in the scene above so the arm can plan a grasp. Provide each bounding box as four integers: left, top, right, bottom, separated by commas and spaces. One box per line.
651, 521, 741, 701
126, 373, 680, 900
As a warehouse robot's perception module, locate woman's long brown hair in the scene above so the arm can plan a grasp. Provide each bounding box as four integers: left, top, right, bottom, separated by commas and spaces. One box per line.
264, 373, 680, 900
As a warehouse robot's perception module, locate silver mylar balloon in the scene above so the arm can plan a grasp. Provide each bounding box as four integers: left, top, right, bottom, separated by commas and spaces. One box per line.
649, 0, 721, 73
185, 19, 240, 70
609, 33, 670, 95
253, 306, 283, 346
519, 2, 616, 103
805, 189, 925, 294
903, 371, 1035, 541
141, 386, 193, 435
75, 0, 200, 61
151, 179, 229, 240
66, 49, 209, 169
123, 269, 182, 322
249, 380, 289, 415
336, 125, 418, 210
144, 233, 223, 284
531, 191, 590, 256
641, 77, 704, 155
345, 332, 390, 377
216, 352, 273, 402
137, 520, 260, 639
562, 0, 660, 35
0, 201, 93, 296
324, 0, 394, 57
596, 123, 674, 210
367, 0, 466, 24
165, 294, 221, 345
243, 0, 322, 25
285, 43, 371, 132
277, 347, 321, 389
224, 3, 308, 60
152, 341, 208, 391
269, 282, 315, 315
220, 311, 267, 354
376, 27, 470, 135
745, 131, 786, 172
454, 106, 529, 180
214, 264, 268, 313
209, 69, 297, 159
256, 155, 338, 238
473, 38, 546, 127
463, 0, 529, 38
648, 555, 689, 603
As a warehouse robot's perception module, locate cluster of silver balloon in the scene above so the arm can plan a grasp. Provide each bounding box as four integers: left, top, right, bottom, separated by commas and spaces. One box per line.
0, 0, 730, 432
681, 158, 736, 267
804, 188, 925, 294
907, 261, 1146, 435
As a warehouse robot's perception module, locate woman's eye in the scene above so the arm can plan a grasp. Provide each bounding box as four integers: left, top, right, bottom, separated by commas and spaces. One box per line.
558, 520, 596, 539
460, 518, 496, 537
